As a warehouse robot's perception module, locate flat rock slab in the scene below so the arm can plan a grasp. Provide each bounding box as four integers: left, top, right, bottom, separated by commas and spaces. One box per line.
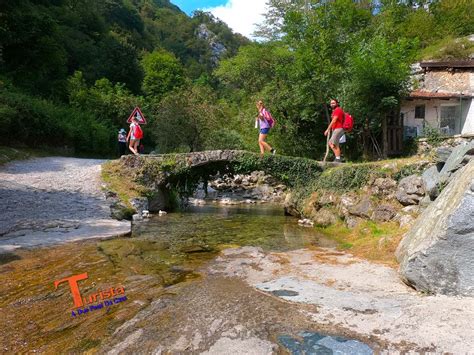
207, 247, 474, 353
0, 157, 130, 251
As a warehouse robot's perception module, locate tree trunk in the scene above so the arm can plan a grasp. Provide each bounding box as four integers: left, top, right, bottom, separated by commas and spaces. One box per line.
382, 113, 388, 158
363, 117, 370, 160
323, 103, 331, 124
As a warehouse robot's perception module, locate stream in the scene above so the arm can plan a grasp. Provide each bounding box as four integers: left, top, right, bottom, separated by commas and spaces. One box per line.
0, 203, 375, 353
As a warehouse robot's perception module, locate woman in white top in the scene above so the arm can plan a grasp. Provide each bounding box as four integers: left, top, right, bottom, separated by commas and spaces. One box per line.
126, 116, 141, 156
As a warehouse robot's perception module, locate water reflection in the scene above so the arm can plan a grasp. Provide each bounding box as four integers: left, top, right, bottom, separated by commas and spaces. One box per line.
134, 203, 336, 252
279, 331, 374, 355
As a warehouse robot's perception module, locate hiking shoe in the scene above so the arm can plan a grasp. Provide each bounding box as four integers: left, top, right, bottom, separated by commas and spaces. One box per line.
271, 148, 276, 156
334, 157, 343, 163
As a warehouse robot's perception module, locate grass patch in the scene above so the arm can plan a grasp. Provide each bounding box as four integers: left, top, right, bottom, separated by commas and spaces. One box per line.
101, 160, 146, 208
0, 146, 33, 166
420, 36, 474, 61
316, 220, 407, 267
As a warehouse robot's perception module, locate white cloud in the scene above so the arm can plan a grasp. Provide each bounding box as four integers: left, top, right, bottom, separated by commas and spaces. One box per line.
203, 0, 268, 39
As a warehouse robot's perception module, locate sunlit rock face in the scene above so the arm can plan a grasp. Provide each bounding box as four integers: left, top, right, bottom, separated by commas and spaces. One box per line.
196, 24, 227, 66
396, 160, 474, 296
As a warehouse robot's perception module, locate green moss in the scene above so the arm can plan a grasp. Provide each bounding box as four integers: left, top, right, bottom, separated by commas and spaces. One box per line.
69, 338, 101, 352
313, 163, 384, 192
0, 147, 31, 166
340, 242, 353, 249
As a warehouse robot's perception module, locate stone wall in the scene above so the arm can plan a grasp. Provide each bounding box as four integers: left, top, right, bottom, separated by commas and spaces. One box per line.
423, 71, 472, 94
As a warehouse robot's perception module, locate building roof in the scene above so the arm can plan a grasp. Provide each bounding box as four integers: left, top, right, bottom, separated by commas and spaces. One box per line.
420, 60, 474, 69
408, 90, 472, 99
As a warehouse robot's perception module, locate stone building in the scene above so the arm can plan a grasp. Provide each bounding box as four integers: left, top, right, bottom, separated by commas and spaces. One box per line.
401, 60, 474, 138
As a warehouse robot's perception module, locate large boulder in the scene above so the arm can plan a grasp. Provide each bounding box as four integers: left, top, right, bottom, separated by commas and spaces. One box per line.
395, 175, 425, 206
396, 160, 474, 296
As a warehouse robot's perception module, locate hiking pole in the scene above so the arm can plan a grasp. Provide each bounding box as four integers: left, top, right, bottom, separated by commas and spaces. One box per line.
323, 132, 330, 163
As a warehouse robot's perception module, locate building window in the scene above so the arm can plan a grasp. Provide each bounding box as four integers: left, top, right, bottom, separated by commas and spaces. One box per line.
440, 105, 461, 135
415, 104, 425, 119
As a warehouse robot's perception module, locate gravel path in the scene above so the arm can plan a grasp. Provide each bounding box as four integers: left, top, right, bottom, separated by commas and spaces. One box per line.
0, 157, 130, 251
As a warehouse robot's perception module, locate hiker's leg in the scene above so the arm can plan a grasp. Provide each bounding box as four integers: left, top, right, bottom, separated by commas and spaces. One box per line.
133, 140, 140, 155
129, 140, 137, 155
259, 134, 272, 152
258, 134, 267, 155
329, 129, 343, 158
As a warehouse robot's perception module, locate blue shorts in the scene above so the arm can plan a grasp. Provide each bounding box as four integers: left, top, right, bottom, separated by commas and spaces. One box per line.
260, 128, 270, 134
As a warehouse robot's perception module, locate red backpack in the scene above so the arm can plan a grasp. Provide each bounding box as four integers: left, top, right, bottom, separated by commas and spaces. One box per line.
134, 124, 143, 139
342, 112, 353, 132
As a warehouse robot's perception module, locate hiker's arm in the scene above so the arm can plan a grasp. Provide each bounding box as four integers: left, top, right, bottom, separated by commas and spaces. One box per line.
324, 116, 338, 136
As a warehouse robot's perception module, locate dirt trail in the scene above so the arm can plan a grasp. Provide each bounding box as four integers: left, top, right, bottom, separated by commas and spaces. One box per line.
0, 157, 130, 251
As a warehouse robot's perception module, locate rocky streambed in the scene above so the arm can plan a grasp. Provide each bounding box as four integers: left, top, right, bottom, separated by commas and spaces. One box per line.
1, 153, 474, 353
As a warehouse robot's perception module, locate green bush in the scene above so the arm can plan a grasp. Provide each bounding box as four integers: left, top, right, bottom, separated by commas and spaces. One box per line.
0, 83, 114, 154
205, 128, 247, 150
424, 126, 443, 147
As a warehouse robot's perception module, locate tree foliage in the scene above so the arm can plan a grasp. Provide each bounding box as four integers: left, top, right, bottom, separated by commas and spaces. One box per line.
150, 85, 222, 153
141, 50, 185, 100
1, 0, 472, 158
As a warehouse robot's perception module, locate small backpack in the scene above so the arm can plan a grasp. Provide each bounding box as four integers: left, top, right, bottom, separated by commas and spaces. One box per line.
263, 109, 276, 128
134, 124, 143, 139
342, 112, 353, 132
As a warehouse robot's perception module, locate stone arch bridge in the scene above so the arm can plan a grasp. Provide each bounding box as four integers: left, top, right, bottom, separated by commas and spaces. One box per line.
119, 150, 334, 211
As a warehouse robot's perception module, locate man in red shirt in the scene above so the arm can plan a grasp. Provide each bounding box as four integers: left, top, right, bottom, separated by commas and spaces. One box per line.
324, 99, 345, 162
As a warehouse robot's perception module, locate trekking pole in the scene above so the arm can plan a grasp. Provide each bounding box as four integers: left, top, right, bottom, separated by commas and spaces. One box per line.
323, 132, 330, 163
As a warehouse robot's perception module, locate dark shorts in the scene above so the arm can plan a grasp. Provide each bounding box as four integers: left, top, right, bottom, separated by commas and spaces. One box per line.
260, 128, 270, 134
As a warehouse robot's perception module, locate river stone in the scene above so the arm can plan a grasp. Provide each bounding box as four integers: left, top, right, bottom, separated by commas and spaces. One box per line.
339, 194, 356, 216
312, 208, 337, 227
317, 192, 339, 206
371, 204, 396, 222
395, 175, 425, 206
371, 177, 397, 196
422, 166, 440, 199
348, 197, 373, 218
345, 215, 363, 229
396, 160, 474, 296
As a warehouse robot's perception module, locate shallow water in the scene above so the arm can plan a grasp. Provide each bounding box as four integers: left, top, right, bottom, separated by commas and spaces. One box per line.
0, 203, 339, 352
134, 203, 337, 252
279, 331, 374, 355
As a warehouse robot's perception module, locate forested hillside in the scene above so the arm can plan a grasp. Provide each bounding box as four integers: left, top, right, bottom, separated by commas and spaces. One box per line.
0, 0, 473, 158
0, 0, 247, 154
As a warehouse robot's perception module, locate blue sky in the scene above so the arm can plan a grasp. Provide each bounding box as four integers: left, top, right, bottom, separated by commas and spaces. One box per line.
170, 0, 226, 15
169, 0, 267, 39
